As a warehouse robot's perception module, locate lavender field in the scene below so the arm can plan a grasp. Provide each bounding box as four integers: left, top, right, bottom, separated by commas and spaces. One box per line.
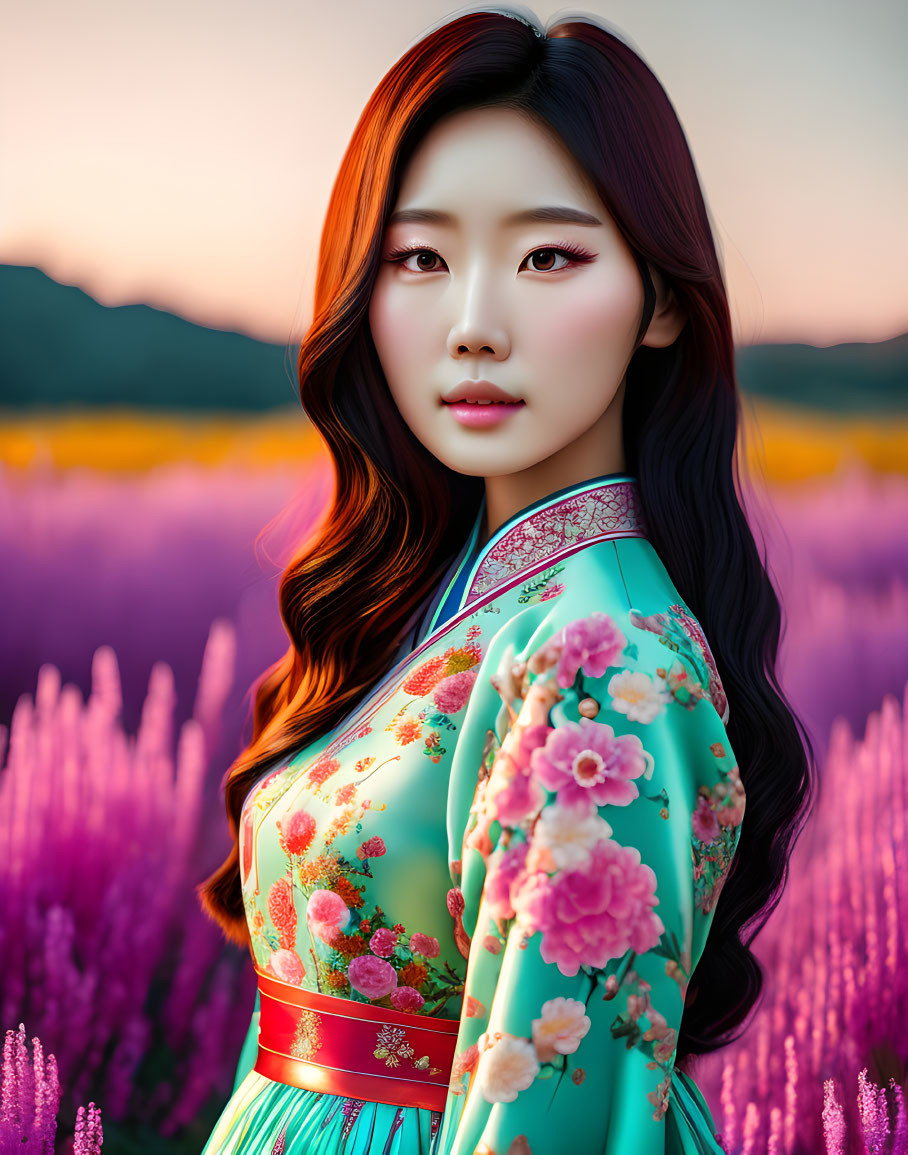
1, 455, 907, 1153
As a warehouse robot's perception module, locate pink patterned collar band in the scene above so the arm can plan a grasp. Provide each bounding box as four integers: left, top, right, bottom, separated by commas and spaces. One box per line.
464, 474, 647, 605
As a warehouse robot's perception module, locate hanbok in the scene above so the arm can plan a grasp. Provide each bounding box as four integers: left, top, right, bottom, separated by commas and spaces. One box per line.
202, 472, 745, 1154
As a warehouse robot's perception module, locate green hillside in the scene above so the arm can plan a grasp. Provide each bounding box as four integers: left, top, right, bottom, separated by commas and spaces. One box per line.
0, 264, 298, 410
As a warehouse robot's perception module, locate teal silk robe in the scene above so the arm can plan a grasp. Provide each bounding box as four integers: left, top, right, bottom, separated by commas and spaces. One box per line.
202, 473, 745, 1154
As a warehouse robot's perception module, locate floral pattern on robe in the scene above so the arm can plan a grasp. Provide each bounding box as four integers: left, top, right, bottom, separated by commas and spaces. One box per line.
202, 473, 744, 1155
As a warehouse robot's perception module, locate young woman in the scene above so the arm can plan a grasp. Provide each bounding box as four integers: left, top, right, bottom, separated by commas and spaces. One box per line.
199, 8, 815, 1153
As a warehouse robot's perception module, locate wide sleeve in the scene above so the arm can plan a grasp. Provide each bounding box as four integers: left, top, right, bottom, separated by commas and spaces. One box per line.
438, 592, 746, 1155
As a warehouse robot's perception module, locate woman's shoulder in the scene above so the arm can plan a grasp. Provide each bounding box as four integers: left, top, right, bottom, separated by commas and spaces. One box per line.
481, 536, 729, 726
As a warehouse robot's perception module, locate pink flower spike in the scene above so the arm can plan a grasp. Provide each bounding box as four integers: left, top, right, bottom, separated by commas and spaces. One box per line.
821, 1078, 847, 1155
433, 669, 477, 715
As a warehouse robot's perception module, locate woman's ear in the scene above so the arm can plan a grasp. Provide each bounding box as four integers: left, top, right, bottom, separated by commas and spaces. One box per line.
642, 266, 687, 348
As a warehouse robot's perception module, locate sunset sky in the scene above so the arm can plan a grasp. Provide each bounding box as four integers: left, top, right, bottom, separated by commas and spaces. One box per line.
2, 0, 906, 348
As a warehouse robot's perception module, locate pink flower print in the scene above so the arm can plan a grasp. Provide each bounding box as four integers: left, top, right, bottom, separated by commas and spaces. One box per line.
446, 887, 465, 917
539, 582, 565, 601
531, 997, 592, 1062
511, 838, 664, 977
307, 889, 350, 939
447, 887, 471, 959
368, 928, 399, 957
347, 955, 398, 999
642, 1005, 670, 1043
626, 989, 651, 1023
452, 1042, 480, 1079
484, 840, 530, 922
267, 948, 306, 985
717, 798, 745, 828
409, 932, 440, 958
356, 836, 386, 860
390, 986, 425, 1012
334, 782, 357, 805
277, 808, 317, 857
530, 718, 650, 809
503, 722, 551, 776
653, 1029, 678, 1064
267, 874, 297, 949
555, 613, 627, 688
487, 767, 547, 828
480, 714, 551, 830
717, 766, 746, 828
476, 1034, 540, 1103
307, 757, 341, 791
649, 1072, 673, 1122
692, 796, 720, 843
433, 669, 477, 715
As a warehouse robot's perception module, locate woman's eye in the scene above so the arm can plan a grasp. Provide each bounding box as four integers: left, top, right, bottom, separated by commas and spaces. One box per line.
389, 248, 446, 273
523, 248, 574, 273
385, 244, 593, 273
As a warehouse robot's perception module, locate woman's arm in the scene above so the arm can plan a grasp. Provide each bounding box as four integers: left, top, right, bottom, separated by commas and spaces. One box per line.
439, 591, 744, 1153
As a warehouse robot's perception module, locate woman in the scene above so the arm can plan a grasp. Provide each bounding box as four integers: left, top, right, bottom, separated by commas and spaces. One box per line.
199, 7, 815, 1153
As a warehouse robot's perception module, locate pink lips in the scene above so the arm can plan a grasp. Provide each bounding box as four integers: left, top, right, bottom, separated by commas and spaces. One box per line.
442, 379, 525, 429
444, 400, 525, 428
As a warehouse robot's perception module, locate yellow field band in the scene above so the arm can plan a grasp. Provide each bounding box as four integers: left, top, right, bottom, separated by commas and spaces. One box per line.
0, 401, 906, 479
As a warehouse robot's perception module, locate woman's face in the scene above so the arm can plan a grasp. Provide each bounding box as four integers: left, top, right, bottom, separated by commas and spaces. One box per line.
368, 104, 682, 503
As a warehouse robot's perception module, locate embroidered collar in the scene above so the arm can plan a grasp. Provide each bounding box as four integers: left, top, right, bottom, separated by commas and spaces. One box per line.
425, 474, 647, 636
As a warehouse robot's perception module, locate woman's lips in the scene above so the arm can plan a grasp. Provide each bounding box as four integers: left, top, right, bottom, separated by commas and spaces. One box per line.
443, 399, 526, 428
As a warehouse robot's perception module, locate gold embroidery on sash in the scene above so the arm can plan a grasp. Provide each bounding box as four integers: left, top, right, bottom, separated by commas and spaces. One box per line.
373, 1025, 442, 1075
289, 1009, 324, 1060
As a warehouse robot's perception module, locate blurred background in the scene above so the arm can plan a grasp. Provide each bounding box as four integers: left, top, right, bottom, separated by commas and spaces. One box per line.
1, 1, 906, 1151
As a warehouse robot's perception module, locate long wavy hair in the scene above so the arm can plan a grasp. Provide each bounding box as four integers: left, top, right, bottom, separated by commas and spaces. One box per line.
198, 5, 817, 1068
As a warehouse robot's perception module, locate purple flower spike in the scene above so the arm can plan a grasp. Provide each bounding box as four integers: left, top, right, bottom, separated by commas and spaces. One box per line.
1, 616, 255, 1139
0, 1026, 65, 1149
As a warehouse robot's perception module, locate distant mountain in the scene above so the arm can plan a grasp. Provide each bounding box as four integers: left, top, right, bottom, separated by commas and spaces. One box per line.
0, 264, 905, 412
0, 264, 299, 410
735, 336, 907, 413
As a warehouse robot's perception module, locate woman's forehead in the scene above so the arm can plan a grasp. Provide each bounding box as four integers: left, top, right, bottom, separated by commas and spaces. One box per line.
390, 108, 604, 226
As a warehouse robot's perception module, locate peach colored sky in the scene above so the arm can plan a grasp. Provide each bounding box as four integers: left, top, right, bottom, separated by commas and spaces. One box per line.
1, 1, 906, 348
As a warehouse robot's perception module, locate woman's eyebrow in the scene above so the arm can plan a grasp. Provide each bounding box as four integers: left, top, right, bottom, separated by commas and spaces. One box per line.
386, 205, 603, 228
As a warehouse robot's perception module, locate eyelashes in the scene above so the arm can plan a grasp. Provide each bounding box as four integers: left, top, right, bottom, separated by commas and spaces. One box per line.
382, 240, 596, 273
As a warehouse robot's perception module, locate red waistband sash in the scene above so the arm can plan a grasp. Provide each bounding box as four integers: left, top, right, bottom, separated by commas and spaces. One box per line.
253, 967, 460, 1112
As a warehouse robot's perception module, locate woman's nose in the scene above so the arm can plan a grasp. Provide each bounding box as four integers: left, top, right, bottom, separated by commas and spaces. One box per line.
445, 271, 511, 361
